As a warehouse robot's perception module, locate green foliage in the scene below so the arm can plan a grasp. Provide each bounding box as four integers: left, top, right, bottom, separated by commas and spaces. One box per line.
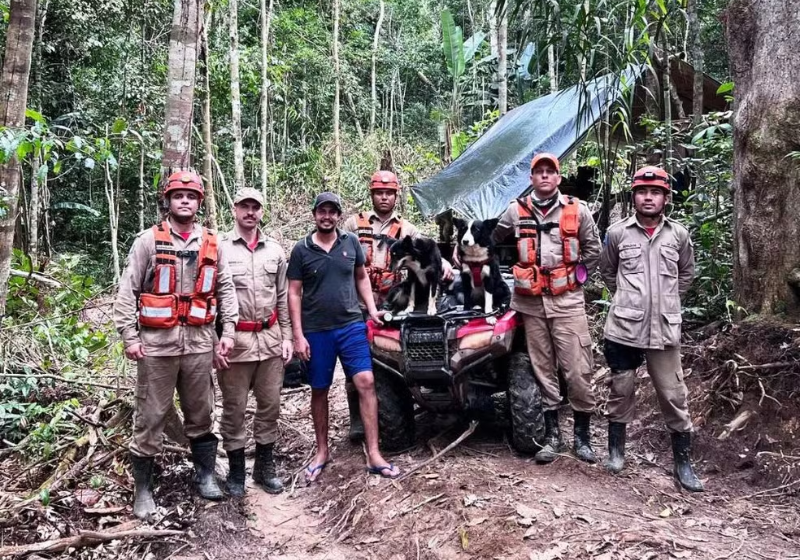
441, 8, 466, 80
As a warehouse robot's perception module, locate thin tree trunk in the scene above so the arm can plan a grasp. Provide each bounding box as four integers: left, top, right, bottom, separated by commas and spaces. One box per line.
496, 3, 507, 114
260, 0, 274, 202
28, 157, 39, 265
370, 0, 384, 134
104, 137, 121, 283
162, 0, 201, 174
547, 14, 557, 94
0, 0, 37, 316
229, 0, 244, 190
727, 0, 800, 315
200, 4, 217, 229
27, 0, 48, 266
138, 139, 145, 231
332, 0, 342, 181
662, 38, 673, 176
688, 0, 704, 128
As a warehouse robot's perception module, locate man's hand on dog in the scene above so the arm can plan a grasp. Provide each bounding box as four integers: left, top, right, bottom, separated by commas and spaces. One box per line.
441, 260, 455, 282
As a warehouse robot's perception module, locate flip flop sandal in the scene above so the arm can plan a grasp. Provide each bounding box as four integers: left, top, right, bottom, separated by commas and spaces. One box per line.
304, 461, 329, 483
365, 463, 400, 479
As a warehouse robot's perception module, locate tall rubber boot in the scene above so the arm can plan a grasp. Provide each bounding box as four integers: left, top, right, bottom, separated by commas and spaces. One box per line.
671, 432, 704, 492
253, 443, 284, 494
130, 453, 157, 520
605, 422, 626, 474
534, 410, 565, 463
226, 448, 246, 497
346, 381, 364, 442
189, 434, 223, 500
572, 411, 597, 463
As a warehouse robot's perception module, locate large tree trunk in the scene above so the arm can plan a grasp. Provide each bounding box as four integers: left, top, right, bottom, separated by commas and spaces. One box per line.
260, 0, 274, 202
200, 5, 217, 229
727, 0, 800, 316
332, 0, 342, 179
0, 0, 37, 316
369, 0, 384, 134
687, 0, 703, 128
229, 0, 245, 190
162, 0, 201, 174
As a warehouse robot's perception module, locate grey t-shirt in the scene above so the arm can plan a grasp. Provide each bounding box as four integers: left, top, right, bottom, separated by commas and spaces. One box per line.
287, 229, 366, 333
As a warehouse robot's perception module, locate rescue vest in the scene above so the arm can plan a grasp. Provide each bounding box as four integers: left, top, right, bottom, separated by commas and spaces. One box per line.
137, 222, 219, 329
357, 213, 403, 294
512, 195, 581, 297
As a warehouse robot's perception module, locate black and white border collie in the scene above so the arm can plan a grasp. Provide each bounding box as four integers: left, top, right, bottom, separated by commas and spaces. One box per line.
453, 218, 510, 323
387, 235, 443, 316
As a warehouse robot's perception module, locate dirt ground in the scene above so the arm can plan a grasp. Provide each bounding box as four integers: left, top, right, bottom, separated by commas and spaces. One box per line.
176, 361, 800, 560
3, 321, 799, 560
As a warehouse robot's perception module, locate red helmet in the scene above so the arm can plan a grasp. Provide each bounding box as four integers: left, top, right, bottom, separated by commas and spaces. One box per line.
164, 171, 205, 199
631, 166, 670, 192
369, 170, 400, 191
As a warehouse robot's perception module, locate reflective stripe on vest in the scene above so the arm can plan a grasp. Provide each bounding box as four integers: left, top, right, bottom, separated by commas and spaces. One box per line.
140, 306, 174, 318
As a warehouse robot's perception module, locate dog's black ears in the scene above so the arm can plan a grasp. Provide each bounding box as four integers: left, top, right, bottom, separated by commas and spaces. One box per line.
483, 218, 500, 232
453, 217, 468, 232
400, 234, 414, 248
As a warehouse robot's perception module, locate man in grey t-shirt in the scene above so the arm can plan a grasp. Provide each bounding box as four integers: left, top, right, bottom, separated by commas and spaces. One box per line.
287, 192, 401, 483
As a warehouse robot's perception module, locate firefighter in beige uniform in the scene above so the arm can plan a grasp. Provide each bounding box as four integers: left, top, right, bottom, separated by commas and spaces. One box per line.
493, 153, 601, 464
215, 188, 293, 497
600, 166, 703, 492
341, 171, 417, 441
114, 172, 239, 519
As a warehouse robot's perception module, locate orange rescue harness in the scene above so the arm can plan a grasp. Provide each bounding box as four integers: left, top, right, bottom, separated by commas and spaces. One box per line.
357, 213, 403, 294
512, 195, 581, 297
137, 222, 219, 329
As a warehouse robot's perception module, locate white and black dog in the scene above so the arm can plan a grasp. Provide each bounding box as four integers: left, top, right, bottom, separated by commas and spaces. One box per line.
453, 218, 511, 321
385, 235, 443, 316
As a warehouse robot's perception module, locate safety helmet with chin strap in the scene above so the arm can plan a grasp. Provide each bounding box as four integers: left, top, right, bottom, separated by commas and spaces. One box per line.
631, 166, 670, 192
164, 171, 205, 199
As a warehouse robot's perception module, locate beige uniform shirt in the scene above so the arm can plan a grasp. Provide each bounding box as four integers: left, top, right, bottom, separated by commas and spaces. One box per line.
600, 215, 694, 350
493, 193, 601, 318
342, 210, 419, 269
114, 221, 239, 357
221, 227, 292, 362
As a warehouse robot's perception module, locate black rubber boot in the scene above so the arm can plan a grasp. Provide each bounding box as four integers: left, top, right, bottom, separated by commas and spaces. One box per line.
534, 410, 565, 463
671, 432, 704, 492
253, 443, 284, 494
189, 434, 223, 500
572, 411, 597, 463
130, 453, 157, 520
226, 448, 246, 497
346, 381, 365, 442
605, 422, 626, 474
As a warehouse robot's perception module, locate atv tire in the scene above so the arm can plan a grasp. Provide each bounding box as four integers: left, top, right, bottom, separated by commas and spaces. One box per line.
373, 362, 416, 451
507, 352, 546, 454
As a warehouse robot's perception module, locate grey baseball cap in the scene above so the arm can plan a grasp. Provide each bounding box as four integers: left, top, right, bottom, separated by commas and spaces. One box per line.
312, 192, 343, 213
233, 187, 265, 206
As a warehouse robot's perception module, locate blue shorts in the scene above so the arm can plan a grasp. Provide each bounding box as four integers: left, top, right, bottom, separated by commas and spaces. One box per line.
305, 321, 372, 389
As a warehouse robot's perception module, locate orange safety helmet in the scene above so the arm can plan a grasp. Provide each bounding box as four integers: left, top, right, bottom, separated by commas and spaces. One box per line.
631, 166, 670, 192
164, 171, 205, 199
369, 170, 400, 191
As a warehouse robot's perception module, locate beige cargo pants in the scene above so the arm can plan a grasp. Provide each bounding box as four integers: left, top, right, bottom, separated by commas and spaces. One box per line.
522, 313, 595, 412
131, 352, 215, 457
606, 345, 692, 432
217, 357, 284, 451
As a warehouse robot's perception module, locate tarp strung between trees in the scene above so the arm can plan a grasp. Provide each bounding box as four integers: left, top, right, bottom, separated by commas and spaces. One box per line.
411, 65, 643, 220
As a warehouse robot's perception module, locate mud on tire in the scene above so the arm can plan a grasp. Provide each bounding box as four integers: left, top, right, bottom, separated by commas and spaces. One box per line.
373, 362, 416, 451
507, 352, 546, 454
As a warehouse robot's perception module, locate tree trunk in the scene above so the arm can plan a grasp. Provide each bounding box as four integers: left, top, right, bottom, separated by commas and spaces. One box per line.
229, 0, 245, 190
260, 0, 274, 202
138, 139, 145, 231
27, 0, 48, 267
28, 156, 39, 265
661, 37, 673, 176
0, 0, 37, 316
547, 15, 557, 94
727, 0, 800, 316
687, 0, 704, 128
496, 3, 508, 114
370, 0, 384, 134
162, 0, 201, 173
332, 0, 342, 181
200, 5, 217, 229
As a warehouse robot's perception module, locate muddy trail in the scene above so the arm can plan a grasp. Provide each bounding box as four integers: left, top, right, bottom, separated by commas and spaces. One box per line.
179, 372, 799, 560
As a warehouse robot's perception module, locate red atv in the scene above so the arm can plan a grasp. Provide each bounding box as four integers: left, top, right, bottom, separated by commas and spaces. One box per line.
366, 305, 545, 453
